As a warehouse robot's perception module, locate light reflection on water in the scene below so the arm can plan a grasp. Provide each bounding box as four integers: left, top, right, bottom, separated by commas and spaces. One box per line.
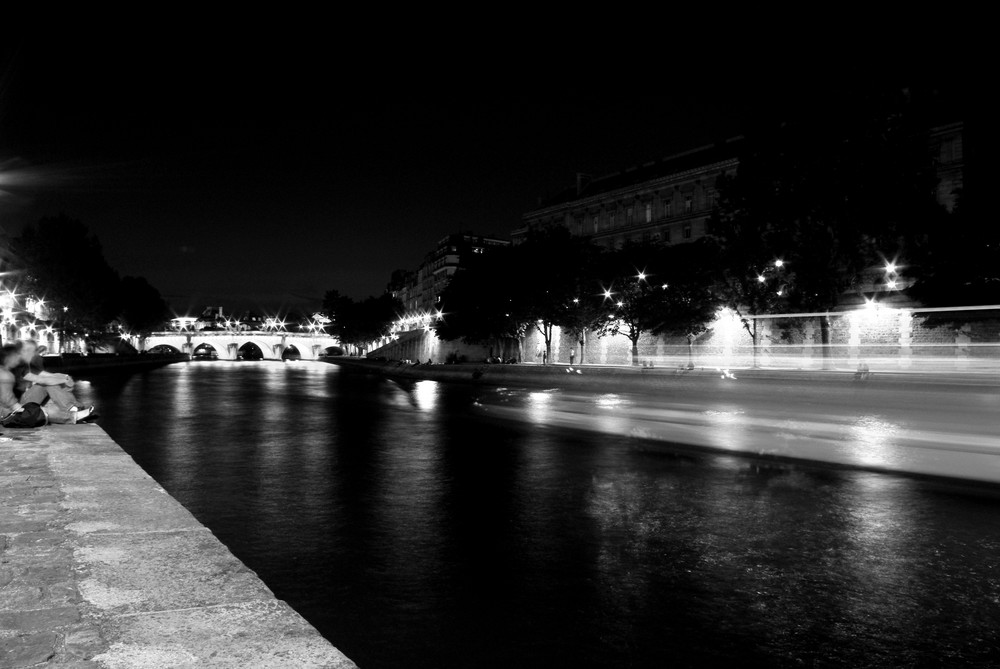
77, 363, 1000, 668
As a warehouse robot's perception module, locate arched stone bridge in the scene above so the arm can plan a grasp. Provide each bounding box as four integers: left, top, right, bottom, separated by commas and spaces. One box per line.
139, 331, 340, 361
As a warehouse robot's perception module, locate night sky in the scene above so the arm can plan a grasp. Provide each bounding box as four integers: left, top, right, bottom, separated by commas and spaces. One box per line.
0, 29, 964, 317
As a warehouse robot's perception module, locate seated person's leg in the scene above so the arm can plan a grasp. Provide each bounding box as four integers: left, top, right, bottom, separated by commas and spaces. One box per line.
20, 385, 50, 405
42, 385, 81, 412
38, 403, 92, 424
41, 403, 73, 424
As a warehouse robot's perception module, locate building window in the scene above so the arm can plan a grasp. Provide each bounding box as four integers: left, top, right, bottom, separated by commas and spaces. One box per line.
626, 207, 634, 225
663, 198, 672, 218
593, 216, 599, 233
683, 223, 692, 239
651, 231, 662, 242
609, 213, 616, 229
645, 203, 652, 223
663, 228, 671, 243
684, 195, 692, 213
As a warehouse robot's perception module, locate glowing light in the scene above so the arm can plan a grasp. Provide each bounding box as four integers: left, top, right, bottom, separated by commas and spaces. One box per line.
572, 298, 579, 304
887, 279, 898, 290
885, 262, 897, 274
661, 284, 669, 290
757, 275, 766, 283
616, 301, 624, 308
637, 271, 647, 281
774, 259, 784, 268
603, 289, 613, 300
711, 307, 743, 366
776, 289, 783, 296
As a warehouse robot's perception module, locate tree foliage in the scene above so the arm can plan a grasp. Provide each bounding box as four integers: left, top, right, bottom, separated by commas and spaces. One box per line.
709, 84, 952, 360
598, 240, 719, 365
908, 192, 997, 314
118, 276, 170, 332
712, 86, 945, 314
322, 290, 401, 351
434, 245, 526, 357
11, 214, 122, 329
10, 214, 170, 333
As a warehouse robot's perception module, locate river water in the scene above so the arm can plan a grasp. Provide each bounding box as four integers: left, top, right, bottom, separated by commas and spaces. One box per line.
75, 361, 1000, 668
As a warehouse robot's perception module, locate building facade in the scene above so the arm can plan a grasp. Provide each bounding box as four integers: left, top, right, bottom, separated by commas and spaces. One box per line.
928, 121, 963, 213
513, 139, 742, 248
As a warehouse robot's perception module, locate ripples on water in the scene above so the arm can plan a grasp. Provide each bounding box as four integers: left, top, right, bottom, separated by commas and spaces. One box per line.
77, 362, 1000, 668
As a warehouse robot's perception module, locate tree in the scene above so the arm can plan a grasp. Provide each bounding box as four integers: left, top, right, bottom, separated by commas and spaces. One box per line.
118, 275, 170, 332
908, 192, 998, 318
322, 290, 401, 354
599, 240, 719, 366
709, 84, 949, 366
434, 245, 526, 360
11, 214, 122, 330
512, 227, 597, 364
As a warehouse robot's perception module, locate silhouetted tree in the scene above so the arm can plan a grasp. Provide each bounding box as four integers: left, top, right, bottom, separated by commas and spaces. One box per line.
710, 84, 949, 366
322, 290, 400, 353
908, 192, 997, 322
435, 245, 526, 360
11, 214, 122, 330
599, 240, 719, 366
118, 276, 170, 332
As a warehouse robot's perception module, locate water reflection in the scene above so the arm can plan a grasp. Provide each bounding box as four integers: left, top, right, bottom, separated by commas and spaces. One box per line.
78, 363, 1000, 668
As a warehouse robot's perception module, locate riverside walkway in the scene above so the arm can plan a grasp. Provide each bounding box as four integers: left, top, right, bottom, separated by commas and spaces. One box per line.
0, 425, 355, 668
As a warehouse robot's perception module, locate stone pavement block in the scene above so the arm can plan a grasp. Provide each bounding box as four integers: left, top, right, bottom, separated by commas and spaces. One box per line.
94, 600, 356, 668
0, 605, 80, 631
59, 481, 204, 534
0, 630, 59, 668
73, 530, 274, 616
47, 455, 156, 485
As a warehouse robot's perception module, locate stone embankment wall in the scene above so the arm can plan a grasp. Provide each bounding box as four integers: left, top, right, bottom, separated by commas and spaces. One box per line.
0, 426, 355, 667
367, 310, 1000, 372
526, 310, 1000, 371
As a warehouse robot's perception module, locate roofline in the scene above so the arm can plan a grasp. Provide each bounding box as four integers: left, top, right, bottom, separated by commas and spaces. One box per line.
522, 156, 739, 220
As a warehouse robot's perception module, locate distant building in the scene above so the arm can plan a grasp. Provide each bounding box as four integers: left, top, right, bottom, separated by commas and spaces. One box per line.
928, 121, 963, 212
514, 139, 742, 248
516, 121, 963, 249
394, 232, 510, 320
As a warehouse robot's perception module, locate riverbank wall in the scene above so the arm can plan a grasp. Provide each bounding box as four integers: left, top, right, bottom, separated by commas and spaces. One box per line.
325, 356, 1000, 392
41, 353, 190, 375
0, 424, 355, 668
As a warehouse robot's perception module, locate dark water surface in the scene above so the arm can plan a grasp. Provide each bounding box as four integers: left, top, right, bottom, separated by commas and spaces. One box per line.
76, 362, 1000, 668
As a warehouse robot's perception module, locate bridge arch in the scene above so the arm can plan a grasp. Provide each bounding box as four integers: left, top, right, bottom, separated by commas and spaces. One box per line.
192, 342, 219, 359
148, 344, 183, 355
237, 340, 278, 360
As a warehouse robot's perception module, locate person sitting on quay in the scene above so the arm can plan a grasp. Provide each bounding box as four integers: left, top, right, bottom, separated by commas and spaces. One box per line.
0, 342, 94, 424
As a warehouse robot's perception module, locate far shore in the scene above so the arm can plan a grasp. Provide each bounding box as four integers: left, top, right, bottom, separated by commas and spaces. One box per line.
321, 356, 1000, 392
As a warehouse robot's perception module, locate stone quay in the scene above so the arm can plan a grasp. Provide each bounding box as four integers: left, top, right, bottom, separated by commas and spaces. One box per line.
1, 424, 355, 668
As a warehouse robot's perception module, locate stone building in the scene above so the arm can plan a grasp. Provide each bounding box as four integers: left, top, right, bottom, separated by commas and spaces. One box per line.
513, 138, 742, 248
928, 121, 963, 212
